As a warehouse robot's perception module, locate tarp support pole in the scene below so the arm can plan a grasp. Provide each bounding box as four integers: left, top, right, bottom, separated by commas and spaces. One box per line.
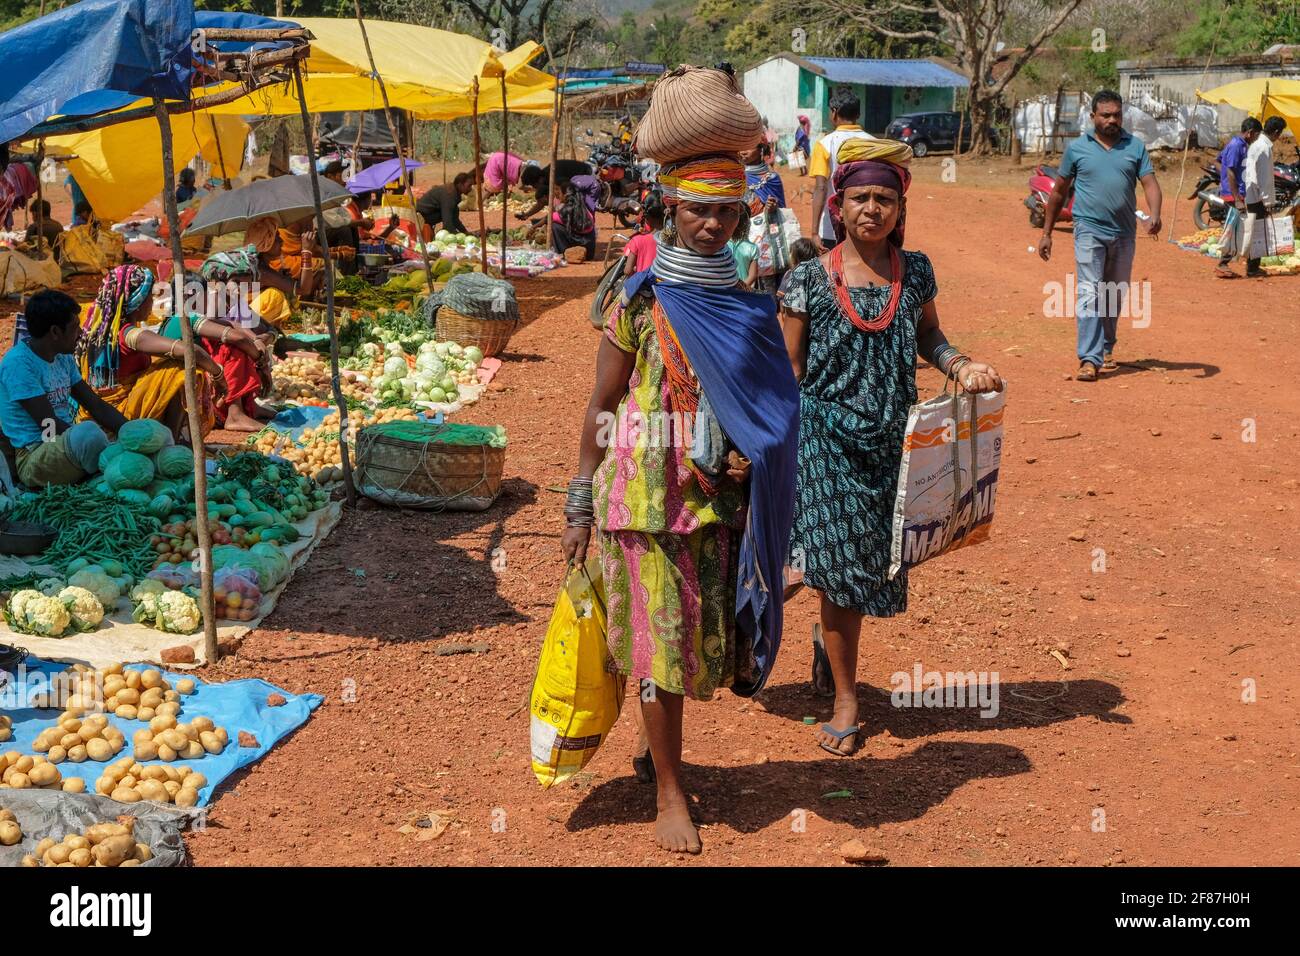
208, 114, 233, 191
442, 122, 448, 183
1167, 6, 1229, 244
546, 31, 577, 251
33, 140, 45, 259
292, 62, 357, 508
472, 78, 487, 272
152, 98, 218, 663
501, 73, 509, 268
351, 1, 434, 295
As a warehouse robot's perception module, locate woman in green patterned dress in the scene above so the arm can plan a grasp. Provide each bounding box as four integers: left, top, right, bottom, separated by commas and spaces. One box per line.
782, 138, 1004, 756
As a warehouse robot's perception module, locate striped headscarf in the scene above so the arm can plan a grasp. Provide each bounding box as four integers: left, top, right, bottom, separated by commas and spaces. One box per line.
829, 138, 914, 245
657, 156, 747, 206
80, 264, 155, 389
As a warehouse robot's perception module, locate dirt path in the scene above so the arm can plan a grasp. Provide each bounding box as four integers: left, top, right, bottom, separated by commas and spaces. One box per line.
185, 164, 1300, 867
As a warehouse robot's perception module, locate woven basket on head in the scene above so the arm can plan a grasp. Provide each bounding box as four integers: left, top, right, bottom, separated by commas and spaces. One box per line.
632, 66, 764, 163
354, 423, 505, 511
435, 305, 516, 357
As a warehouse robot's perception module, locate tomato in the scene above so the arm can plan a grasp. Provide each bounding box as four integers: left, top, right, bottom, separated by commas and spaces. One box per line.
226, 593, 242, 608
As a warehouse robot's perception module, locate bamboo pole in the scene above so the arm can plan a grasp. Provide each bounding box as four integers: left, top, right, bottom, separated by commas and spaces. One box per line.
207, 114, 233, 190
292, 62, 357, 508
152, 98, 218, 663
471, 78, 487, 272
442, 122, 448, 183
500, 73, 508, 269
350, 2, 434, 293
545, 31, 577, 250
33, 141, 45, 259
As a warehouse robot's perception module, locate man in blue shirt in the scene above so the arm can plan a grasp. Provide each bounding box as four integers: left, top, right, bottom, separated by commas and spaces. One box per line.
1037, 90, 1163, 381
0, 290, 126, 487
1214, 117, 1261, 278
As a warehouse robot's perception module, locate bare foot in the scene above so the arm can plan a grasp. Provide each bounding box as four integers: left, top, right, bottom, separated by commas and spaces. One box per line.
815, 697, 861, 755
223, 406, 263, 432
655, 800, 700, 855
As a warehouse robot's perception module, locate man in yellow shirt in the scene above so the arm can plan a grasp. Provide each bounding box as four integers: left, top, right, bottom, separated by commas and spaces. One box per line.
809, 89, 876, 248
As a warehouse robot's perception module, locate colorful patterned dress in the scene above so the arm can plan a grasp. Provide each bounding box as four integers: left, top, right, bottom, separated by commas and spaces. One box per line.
594, 290, 748, 700
782, 252, 937, 616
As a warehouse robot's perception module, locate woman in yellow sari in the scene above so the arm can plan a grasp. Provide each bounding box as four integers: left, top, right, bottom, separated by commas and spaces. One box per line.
244, 216, 302, 328
79, 265, 224, 441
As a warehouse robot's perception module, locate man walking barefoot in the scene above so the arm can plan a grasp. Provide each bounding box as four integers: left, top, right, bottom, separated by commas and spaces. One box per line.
1037, 90, 1162, 381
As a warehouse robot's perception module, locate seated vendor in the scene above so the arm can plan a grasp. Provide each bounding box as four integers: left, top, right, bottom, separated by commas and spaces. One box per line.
245, 216, 306, 325
550, 176, 598, 260
321, 161, 361, 275
196, 248, 278, 431
515, 160, 594, 221
0, 290, 124, 488
24, 199, 63, 252
416, 172, 475, 241
79, 265, 225, 441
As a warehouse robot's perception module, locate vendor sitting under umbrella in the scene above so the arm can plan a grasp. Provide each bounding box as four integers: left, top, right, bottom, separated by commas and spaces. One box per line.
515, 160, 593, 222
79, 265, 228, 439
0, 290, 126, 488
416, 171, 475, 240
247, 215, 314, 319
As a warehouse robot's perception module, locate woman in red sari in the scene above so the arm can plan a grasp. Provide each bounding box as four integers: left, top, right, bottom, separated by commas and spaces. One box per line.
197, 246, 278, 431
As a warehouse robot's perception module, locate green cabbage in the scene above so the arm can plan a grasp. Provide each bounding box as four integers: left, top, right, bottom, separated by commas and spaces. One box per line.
154, 445, 194, 479
118, 419, 172, 454
103, 451, 155, 491
98, 442, 127, 474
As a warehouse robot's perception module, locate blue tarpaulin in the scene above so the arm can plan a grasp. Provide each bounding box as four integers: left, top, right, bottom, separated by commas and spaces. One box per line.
804, 56, 969, 89
2, 657, 322, 808
0, 0, 196, 145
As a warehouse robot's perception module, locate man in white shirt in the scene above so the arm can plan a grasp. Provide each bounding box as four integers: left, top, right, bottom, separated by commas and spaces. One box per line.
1242, 116, 1287, 278
808, 89, 876, 248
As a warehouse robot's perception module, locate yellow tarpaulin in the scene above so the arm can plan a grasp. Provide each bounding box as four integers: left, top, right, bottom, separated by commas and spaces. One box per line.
45, 113, 248, 222
1198, 78, 1300, 134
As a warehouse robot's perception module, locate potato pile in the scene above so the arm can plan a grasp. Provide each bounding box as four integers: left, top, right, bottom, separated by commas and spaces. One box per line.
31, 712, 126, 763
95, 757, 207, 807
0, 751, 84, 792
0, 808, 20, 845
272, 356, 330, 401
276, 406, 419, 478
49, 663, 191, 721
22, 819, 153, 867
0, 714, 10, 743
132, 714, 227, 762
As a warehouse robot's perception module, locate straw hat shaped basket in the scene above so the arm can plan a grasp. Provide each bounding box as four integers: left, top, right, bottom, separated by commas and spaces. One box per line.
354, 420, 506, 511
435, 305, 516, 358
433, 273, 520, 358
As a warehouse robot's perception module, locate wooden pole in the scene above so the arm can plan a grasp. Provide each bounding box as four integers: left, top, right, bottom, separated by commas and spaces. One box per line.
350, 110, 365, 179
442, 122, 448, 183
500, 73, 508, 269
292, 62, 357, 508
33, 141, 45, 259
545, 31, 577, 250
351, 1, 434, 293
152, 99, 218, 663
471, 77, 487, 272
208, 114, 233, 190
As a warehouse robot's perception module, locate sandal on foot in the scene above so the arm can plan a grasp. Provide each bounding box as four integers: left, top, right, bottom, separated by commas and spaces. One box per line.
811, 622, 835, 697
1101, 353, 1118, 371
633, 752, 656, 784
818, 723, 862, 757
1076, 363, 1098, 381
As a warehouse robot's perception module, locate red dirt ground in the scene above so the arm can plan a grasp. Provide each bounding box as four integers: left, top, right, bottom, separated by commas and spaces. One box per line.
13, 158, 1297, 866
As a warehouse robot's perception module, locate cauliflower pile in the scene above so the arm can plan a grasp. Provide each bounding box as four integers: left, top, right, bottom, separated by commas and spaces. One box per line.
5, 589, 72, 637
132, 589, 202, 634
58, 586, 105, 632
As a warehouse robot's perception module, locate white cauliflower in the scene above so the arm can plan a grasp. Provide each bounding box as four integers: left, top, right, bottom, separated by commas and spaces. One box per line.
67, 568, 121, 609
132, 590, 201, 634
130, 579, 168, 603
6, 589, 72, 637
58, 586, 105, 631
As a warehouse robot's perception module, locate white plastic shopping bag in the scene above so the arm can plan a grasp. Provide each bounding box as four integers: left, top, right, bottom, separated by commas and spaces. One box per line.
888, 383, 1005, 579
1246, 213, 1295, 259
748, 208, 802, 277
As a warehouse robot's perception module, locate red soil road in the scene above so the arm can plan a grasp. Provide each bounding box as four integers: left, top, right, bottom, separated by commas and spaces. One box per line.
172, 161, 1299, 866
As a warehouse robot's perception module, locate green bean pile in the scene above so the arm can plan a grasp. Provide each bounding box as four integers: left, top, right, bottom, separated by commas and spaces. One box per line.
4, 485, 162, 581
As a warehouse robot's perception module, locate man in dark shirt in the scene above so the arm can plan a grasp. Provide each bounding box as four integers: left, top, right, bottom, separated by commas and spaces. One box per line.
516, 160, 594, 220
416, 172, 475, 239
24, 199, 63, 254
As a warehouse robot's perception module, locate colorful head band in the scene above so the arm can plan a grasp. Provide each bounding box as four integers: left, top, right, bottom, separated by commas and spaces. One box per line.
657, 156, 747, 205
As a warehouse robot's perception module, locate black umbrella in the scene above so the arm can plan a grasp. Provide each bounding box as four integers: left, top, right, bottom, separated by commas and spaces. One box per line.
184, 174, 353, 238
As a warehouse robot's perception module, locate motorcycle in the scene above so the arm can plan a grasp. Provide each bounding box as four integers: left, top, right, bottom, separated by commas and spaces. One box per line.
581, 131, 651, 229
1024, 164, 1073, 229
1189, 161, 1300, 230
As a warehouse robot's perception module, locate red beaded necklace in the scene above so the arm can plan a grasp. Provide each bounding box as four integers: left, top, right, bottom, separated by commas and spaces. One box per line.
827, 241, 904, 333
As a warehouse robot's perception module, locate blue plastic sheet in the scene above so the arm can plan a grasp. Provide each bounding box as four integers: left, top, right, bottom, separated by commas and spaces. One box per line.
0, 0, 195, 144
266, 405, 442, 442
2, 657, 322, 808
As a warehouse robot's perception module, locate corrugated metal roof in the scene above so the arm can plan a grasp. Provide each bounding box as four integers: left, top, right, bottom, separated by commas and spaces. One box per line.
803, 57, 968, 88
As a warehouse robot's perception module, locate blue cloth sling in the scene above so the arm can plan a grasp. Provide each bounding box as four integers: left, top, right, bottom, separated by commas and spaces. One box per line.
624, 270, 800, 695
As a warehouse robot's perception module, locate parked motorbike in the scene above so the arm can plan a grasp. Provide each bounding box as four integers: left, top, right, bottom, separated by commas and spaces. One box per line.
1024, 164, 1074, 229
1189, 161, 1300, 230
585, 143, 650, 229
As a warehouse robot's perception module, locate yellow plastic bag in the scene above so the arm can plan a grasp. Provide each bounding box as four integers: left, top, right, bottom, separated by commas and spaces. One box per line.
529, 565, 624, 788
56, 221, 123, 277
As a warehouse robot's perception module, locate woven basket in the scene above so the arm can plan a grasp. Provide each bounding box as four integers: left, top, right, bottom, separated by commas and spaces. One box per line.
354, 424, 505, 511
435, 305, 516, 357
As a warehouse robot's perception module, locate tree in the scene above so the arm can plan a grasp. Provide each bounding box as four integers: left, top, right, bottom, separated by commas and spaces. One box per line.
808, 0, 1089, 154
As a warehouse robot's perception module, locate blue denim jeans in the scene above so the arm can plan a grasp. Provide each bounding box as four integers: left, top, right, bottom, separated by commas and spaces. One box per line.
1073, 227, 1135, 368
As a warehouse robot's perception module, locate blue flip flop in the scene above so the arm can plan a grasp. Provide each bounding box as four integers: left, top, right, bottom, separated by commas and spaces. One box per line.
818, 723, 862, 757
